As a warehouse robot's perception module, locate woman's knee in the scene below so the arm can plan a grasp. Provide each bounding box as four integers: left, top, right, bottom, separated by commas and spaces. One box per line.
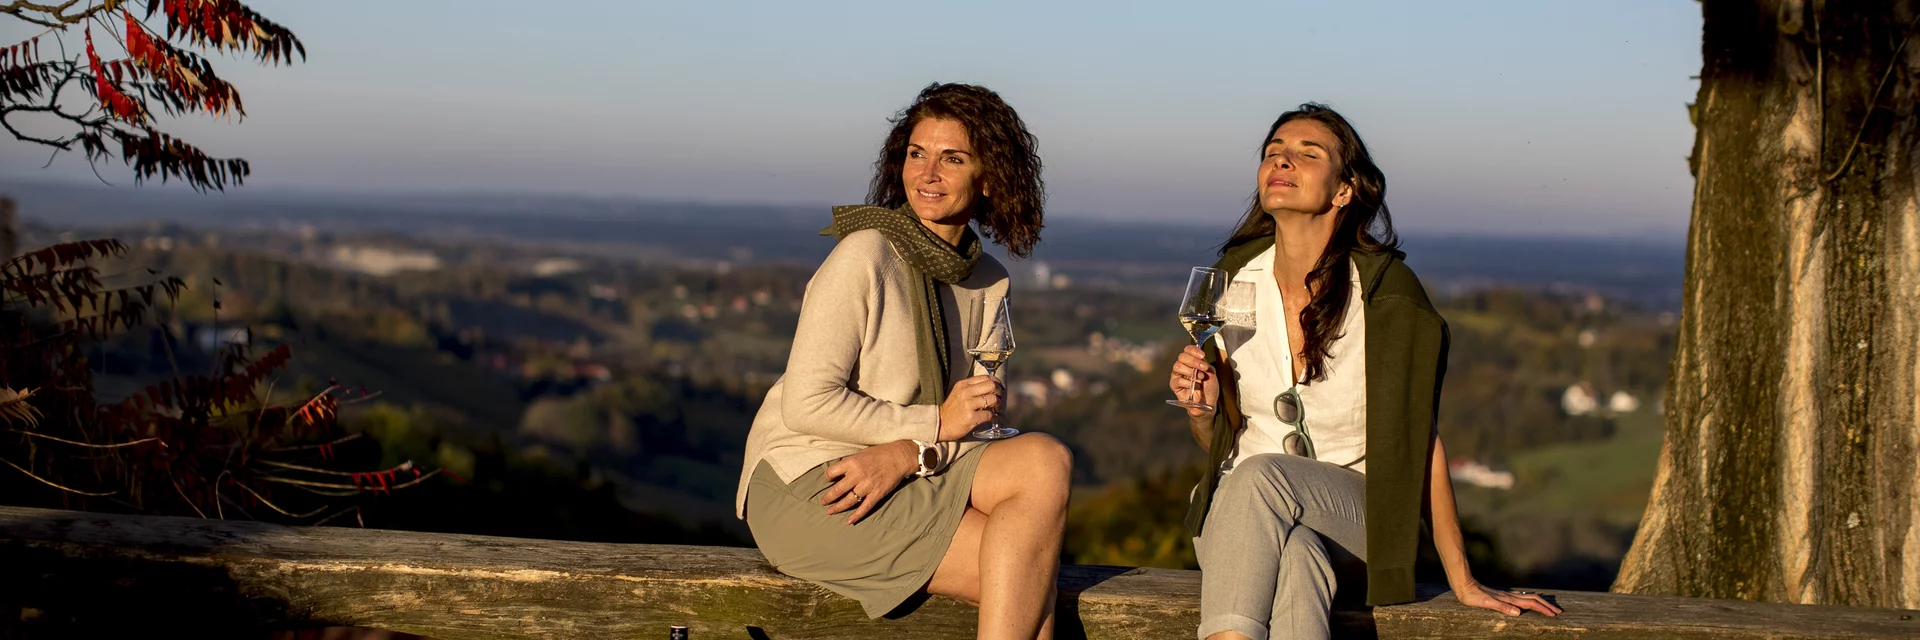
982, 433, 1072, 504
1012, 432, 1073, 482
1214, 454, 1303, 511
1235, 453, 1297, 478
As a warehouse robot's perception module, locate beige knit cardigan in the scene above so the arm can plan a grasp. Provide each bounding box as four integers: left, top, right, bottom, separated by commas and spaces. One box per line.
735, 229, 1009, 518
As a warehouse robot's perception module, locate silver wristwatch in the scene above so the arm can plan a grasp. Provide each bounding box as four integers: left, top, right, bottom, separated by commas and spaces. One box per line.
913, 440, 940, 477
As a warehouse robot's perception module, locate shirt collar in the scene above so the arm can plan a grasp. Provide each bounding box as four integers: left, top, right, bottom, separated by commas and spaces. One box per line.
1233, 245, 1366, 295
1231, 245, 1275, 281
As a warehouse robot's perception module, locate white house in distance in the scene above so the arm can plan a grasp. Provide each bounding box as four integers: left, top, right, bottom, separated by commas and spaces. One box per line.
532, 257, 584, 277
1562, 382, 1642, 417
332, 246, 441, 276
1562, 382, 1600, 416
1449, 458, 1515, 490
1608, 390, 1641, 413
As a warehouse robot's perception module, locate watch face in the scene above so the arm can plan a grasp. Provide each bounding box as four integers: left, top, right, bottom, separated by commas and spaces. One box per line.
921, 446, 939, 470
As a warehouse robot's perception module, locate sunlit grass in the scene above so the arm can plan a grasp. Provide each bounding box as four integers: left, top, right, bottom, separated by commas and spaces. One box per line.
1455, 408, 1664, 527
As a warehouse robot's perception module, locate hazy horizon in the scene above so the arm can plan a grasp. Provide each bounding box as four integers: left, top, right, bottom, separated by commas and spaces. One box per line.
4, 176, 1691, 243
1, 1, 1702, 238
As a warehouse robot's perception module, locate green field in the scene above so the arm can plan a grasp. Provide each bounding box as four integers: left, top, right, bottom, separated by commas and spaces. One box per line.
1456, 407, 1664, 526
1446, 407, 1664, 585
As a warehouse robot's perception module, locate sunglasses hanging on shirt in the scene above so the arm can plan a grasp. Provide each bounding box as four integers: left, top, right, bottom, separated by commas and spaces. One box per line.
1276, 385, 1315, 459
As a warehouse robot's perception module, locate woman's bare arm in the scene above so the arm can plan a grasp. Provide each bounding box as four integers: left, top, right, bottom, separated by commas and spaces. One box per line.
1425, 433, 1562, 617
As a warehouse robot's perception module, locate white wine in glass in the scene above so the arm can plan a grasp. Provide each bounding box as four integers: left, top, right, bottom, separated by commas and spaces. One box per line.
1179, 313, 1226, 346
1168, 267, 1227, 411
969, 298, 1019, 440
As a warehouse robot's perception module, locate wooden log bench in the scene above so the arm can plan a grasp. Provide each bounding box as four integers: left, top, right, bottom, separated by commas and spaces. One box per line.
0, 505, 1914, 638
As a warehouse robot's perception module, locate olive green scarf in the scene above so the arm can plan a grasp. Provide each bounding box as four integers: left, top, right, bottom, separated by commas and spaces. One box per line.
822, 204, 982, 406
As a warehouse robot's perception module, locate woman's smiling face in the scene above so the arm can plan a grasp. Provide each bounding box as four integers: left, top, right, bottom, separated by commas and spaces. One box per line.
1258, 118, 1352, 217
901, 117, 985, 226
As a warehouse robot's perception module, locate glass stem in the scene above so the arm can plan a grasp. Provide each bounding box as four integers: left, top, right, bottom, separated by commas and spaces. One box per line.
1190, 337, 1204, 404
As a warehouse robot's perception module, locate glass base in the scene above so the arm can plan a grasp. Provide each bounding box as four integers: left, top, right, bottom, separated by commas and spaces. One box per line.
970, 425, 1020, 440
1167, 399, 1215, 411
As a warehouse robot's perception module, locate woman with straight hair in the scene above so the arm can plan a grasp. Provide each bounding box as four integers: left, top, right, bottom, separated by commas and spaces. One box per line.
737, 82, 1072, 640
1168, 103, 1562, 640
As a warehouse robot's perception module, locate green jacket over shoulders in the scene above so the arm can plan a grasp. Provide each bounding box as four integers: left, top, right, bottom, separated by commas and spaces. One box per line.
1182, 235, 1450, 606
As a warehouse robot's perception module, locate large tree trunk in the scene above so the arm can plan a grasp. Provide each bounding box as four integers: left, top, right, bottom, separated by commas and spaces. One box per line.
1615, 0, 1920, 608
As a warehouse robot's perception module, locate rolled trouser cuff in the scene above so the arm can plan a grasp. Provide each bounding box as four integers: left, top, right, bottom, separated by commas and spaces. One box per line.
1198, 613, 1269, 640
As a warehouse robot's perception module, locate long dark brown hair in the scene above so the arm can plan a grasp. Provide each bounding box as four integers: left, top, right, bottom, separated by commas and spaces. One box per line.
868, 82, 1046, 258
1221, 103, 1399, 383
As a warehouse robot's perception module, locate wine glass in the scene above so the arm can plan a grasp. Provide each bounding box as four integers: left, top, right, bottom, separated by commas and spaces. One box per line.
967, 297, 1018, 440
1167, 267, 1227, 410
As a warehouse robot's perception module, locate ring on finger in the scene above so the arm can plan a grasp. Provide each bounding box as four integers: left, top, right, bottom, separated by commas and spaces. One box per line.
852, 493, 864, 504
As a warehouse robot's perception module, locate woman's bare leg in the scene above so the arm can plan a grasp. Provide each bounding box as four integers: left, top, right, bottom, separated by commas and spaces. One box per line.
925, 433, 1071, 639
929, 508, 988, 606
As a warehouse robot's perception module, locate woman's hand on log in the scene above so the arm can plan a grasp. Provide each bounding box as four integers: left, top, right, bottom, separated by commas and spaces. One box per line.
1454, 580, 1562, 617
819, 441, 918, 525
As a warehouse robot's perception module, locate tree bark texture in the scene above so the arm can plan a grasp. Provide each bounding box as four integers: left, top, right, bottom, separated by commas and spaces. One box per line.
1616, 0, 1920, 608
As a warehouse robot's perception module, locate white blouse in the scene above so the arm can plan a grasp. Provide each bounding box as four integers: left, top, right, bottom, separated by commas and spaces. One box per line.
1219, 246, 1369, 474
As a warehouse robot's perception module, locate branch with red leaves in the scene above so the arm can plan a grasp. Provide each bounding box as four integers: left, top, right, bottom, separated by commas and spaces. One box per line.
145, 0, 301, 64
2, 0, 302, 191
4, 235, 456, 525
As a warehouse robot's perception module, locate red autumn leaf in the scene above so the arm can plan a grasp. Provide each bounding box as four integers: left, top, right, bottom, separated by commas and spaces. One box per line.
84, 28, 146, 123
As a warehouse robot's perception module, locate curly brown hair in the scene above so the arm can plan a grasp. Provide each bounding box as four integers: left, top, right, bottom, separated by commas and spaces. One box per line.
868, 82, 1046, 258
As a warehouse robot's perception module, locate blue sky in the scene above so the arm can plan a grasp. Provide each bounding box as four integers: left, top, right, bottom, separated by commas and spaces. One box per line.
1, 1, 1702, 237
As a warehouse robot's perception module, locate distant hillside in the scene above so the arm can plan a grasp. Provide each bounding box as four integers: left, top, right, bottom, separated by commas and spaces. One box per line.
6, 180, 1685, 309
2, 185, 1678, 587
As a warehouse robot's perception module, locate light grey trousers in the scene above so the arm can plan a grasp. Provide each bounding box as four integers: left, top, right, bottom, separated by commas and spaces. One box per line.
1193, 454, 1368, 640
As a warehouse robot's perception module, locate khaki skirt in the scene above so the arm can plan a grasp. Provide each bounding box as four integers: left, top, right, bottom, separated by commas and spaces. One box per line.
745, 444, 988, 618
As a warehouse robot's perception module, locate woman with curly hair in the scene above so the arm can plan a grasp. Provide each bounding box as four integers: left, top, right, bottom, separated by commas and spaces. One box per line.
737, 82, 1069, 639
1168, 104, 1561, 640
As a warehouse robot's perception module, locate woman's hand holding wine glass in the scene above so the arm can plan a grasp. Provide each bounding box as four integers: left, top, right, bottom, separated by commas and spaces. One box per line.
967, 298, 1020, 440
938, 375, 1003, 441
1168, 267, 1227, 411
1169, 345, 1220, 421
